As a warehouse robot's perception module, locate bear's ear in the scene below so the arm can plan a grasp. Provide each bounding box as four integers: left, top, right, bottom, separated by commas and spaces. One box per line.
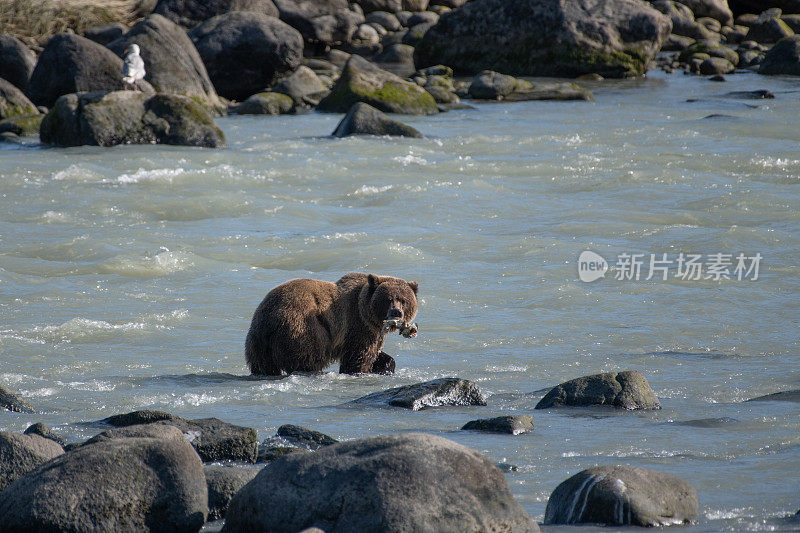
408, 281, 418, 294
367, 274, 380, 289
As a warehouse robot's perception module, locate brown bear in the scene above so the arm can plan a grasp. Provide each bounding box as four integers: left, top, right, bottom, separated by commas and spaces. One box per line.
245, 273, 419, 375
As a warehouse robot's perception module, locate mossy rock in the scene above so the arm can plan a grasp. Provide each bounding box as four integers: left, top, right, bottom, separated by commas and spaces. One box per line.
0, 78, 38, 119
0, 114, 43, 136
318, 55, 439, 115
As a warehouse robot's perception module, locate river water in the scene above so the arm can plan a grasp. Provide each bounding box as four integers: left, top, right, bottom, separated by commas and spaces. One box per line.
1, 69, 799, 531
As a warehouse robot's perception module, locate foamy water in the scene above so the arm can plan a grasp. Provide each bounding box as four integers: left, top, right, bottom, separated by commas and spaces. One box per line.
1, 70, 799, 530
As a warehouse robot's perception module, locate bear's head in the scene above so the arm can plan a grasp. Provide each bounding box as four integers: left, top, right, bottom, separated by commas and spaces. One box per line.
361, 274, 418, 330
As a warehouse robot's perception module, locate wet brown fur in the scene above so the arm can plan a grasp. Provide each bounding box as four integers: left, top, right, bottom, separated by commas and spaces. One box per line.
245, 273, 418, 375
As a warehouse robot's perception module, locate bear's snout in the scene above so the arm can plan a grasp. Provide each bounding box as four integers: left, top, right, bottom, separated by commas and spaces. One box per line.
387, 307, 403, 319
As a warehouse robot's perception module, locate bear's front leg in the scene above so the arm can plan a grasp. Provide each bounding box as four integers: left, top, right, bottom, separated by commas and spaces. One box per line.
370, 351, 395, 374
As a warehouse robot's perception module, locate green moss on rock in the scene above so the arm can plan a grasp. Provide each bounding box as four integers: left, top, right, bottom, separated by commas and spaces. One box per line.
0, 114, 44, 136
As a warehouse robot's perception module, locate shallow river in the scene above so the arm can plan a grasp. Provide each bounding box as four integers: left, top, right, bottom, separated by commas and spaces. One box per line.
1, 69, 799, 531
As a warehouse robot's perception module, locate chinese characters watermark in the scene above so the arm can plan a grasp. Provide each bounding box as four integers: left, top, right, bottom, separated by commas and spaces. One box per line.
578, 251, 762, 282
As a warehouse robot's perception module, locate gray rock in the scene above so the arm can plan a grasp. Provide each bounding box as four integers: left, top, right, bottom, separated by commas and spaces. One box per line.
0, 35, 36, 92
356, 0, 402, 13
723, 24, 749, 43
0, 432, 64, 491
107, 14, 223, 112
318, 54, 438, 114
233, 91, 295, 114
544, 466, 698, 526
407, 10, 439, 26
401, 21, 435, 45
415, 0, 671, 78
205, 465, 258, 521
222, 433, 539, 533
23, 423, 67, 447
366, 10, 402, 30
663, 34, 696, 51
747, 389, 800, 402
256, 444, 311, 462
274, 0, 364, 47
82, 422, 188, 446
468, 69, 523, 98
154, 0, 279, 28
403, 0, 430, 10
27, 34, 154, 108
759, 35, 800, 75
535, 370, 661, 410
782, 14, 800, 33
425, 84, 460, 103
699, 56, 736, 73
739, 49, 765, 66
375, 43, 417, 76
189, 12, 303, 101
746, 10, 795, 43
333, 102, 423, 137
40, 91, 226, 148
680, 0, 733, 26
0, 384, 36, 413
0, 436, 207, 532
0, 113, 42, 136
273, 66, 327, 104
103, 409, 180, 426
651, 1, 719, 41
276, 424, 338, 448
83, 22, 128, 46
350, 377, 486, 410
428, 0, 466, 7
461, 415, 534, 434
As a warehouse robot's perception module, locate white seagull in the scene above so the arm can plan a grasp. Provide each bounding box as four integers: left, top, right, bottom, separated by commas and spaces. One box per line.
122, 44, 145, 89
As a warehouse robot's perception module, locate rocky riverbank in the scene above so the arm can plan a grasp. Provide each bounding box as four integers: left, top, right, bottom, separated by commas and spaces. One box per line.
2, 0, 800, 146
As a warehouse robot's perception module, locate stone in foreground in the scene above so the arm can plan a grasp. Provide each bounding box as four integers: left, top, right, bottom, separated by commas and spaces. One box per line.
222, 433, 539, 533
333, 102, 423, 137
461, 415, 534, 434
535, 370, 661, 410
318, 54, 438, 115
0, 384, 36, 413
415, 0, 671, 78
350, 377, 486, 410
0, 436, 208, 532
23, 423, 67, 447
0, 432, 64, 491
205, 465, 258, 521
759, 36, 800, 76
40, 91, 226, 148
545, 465, 698, 526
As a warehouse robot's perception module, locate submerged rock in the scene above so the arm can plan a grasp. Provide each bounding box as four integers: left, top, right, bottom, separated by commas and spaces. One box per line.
746, 389, 800, 402
27, 34, 154, 108
0, 432, 64, 491
189, 12, 303, 101
0, 384, 36, 413
205, 465, 258, 521
350, 377, 486, 410
40, 91, 226, 148
415, 0, 671, 78
107, 14, 223, 112
103, 409, 180, 426
544, 466, 698, 526
318, 54, 438, 114
759, 36, 800, 75
222, 433, 539, 533
233, 91, 295, 114
0, 435, 208, 532
0, 35, 36, 92
332, 102, 423, 137
535, 370, 661, 410
468, 70, 592, 101
461, 415, 534, 434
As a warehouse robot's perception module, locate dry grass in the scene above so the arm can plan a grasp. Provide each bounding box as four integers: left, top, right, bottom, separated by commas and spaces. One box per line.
0, 0, 152, 48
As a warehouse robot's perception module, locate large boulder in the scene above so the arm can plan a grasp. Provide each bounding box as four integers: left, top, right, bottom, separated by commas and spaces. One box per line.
189, 12, 303, 101
0, 432, 64, 491
99, 410, 258, 462
274, 0, 364, 47
415, 0, 672, 78
544, 466, 698, 526
0, 35, 36, 92
205, 465, 258, 521
759, 35, 800, 74
107, 14, 223, 111
154, 0, 279, 28
650, 1, 720, 40
350, 377, 486, 410
222, 433, 539, 533
0, 436, 208, 532
40, 91, 226, 148
27, 34, 153, 108
745, 10, 794, 43
0, 384, 36, 413
535, 370, 661, 410
318, 54, 438, 114
678, 0, 733, 26
333, 102, 423, 137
